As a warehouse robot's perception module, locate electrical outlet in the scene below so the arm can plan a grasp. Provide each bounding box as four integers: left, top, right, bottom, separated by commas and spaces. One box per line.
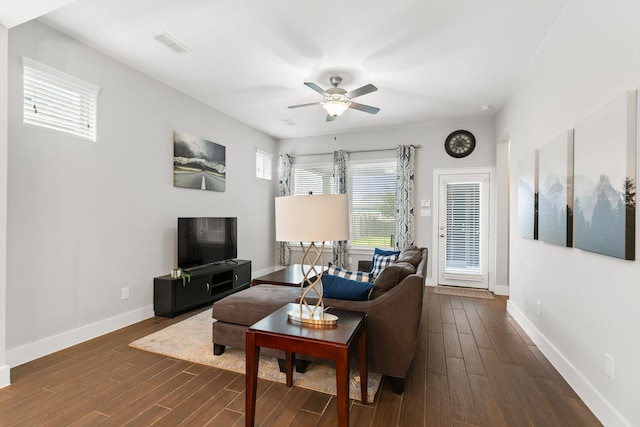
121, 287, 130, 300
537, 301, 542, 317
605, 353, 615, 379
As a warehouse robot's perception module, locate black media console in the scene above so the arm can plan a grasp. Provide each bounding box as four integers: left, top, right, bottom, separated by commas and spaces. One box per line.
153, 259, 251, 317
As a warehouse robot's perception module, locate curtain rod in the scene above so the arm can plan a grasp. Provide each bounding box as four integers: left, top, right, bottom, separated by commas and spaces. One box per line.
291, 145, 421, 157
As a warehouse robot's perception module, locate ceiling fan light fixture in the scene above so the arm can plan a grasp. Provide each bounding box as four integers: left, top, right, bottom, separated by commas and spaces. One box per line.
322, 100, 350, 117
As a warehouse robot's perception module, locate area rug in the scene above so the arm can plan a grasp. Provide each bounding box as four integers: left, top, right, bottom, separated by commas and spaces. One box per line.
434, 285, 495, 299
129, 309, 381, 403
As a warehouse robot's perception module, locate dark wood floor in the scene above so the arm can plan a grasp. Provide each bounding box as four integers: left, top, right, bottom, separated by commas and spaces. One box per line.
0, 287, 602, 426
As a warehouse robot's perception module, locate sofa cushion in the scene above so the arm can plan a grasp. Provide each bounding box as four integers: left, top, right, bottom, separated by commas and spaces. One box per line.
327, 262, 372, 282
369, 263, 415, 300
321, 274, 373, 301
396, 246, 422, 267
370, 252, 399, 278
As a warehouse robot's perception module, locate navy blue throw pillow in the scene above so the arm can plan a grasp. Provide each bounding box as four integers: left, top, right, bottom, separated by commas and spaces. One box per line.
374, 248, 401, 257
321, 274, 373, 301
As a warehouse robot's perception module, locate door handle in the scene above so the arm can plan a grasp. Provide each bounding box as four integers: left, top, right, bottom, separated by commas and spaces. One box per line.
439, 234, 445, 238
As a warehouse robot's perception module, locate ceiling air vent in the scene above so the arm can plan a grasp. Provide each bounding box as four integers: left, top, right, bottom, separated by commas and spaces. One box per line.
153, 32, 191, 54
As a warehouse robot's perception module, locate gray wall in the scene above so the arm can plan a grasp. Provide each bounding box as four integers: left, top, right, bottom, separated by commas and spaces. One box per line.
497, 0, 640, 424
6, 20, 277, 365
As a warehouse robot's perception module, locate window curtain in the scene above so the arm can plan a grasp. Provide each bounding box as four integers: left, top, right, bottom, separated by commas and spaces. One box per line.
332, 150, 349, 268
278, 154, 293, 265
396, 145, 416, 249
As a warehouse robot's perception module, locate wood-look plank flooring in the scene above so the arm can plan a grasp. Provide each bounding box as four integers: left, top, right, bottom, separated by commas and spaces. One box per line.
1, 287, 602, 426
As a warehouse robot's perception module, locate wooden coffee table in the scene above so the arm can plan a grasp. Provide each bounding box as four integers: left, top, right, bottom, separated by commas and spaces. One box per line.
250, 264, 315, 287
245, 303, 367, 427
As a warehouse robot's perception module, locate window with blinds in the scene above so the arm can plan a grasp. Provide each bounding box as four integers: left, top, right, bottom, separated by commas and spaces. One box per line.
445, 182, 481, 275
291, 159, 397, 248
23, 57, 100, 142
350, 161, 397, 248
292, 163, 335, 195
256, 149, 272, 180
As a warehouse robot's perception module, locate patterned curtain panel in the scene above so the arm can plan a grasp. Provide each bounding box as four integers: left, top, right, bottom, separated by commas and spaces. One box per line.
396, 145, 416, 249
332, 150, 349, 268
278, 154, 293, 265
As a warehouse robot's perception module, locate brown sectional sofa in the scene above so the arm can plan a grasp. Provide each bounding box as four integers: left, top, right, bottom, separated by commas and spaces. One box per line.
211, 246, 428, 394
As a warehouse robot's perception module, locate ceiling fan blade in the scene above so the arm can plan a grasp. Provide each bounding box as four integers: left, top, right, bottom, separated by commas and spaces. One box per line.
288, 102, 321, 109
304, 82, 328, 95
346, 84, 377, 99
349, 102, 380, 114
326, 114, 337, 122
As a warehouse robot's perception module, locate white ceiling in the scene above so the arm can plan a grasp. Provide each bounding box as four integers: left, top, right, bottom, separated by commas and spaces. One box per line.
7, 0, 567, 139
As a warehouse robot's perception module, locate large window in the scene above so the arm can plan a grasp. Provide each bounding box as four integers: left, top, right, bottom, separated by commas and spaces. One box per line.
292, 158, 397, 249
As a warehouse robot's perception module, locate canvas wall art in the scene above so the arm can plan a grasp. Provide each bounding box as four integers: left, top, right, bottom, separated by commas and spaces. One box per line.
573, 91, 636, 260
173, 130, 226, 192
538, 130, 574, 247
518, 150, 538, 240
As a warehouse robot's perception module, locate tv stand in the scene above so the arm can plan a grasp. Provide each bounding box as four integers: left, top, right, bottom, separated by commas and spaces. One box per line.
154, 259, 251, 317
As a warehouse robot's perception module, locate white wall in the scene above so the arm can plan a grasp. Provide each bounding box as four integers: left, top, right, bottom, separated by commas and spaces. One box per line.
0, 23, 10, 387
6, 20, 277, 366
277, 118, 497, 283
497, 0, 640, 425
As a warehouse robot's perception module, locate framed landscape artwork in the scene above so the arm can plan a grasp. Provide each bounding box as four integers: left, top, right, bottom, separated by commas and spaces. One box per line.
518, 150, 538, 240
173, 130, 226, 192
573, 91, 636, 260
537, 130, 574, 247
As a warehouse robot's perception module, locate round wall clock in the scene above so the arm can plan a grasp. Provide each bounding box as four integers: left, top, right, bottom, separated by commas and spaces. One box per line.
444, 130, 476, 158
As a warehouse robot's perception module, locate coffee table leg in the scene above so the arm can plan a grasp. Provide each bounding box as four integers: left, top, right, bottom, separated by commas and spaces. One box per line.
285, 351, 294, 387
358, 323, 368, 404
246, 331, 260, 427
336, 347, 350, 427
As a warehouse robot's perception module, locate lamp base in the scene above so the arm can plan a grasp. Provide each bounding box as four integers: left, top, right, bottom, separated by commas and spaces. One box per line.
287, 305, 338, 327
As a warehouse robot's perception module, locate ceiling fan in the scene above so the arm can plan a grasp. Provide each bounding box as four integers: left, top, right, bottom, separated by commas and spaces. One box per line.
288, 76, 380, 121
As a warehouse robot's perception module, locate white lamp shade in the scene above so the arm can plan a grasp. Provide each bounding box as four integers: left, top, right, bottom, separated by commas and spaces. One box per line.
275, 194, 349, 242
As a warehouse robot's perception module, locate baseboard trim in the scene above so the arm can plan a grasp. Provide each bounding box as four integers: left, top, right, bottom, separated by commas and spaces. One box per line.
507, 301, 630, 427
0, 364, 10, 388
6, 305, 154, 368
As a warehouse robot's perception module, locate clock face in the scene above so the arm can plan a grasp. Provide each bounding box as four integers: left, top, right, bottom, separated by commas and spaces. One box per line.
445, 130, 476, 158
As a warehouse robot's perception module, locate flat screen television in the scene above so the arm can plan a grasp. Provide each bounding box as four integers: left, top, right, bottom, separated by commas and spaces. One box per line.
177, 217, 237, 269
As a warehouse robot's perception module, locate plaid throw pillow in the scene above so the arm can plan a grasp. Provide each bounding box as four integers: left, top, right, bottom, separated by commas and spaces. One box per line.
370, 253, 398, 278
326, 262, 372, 282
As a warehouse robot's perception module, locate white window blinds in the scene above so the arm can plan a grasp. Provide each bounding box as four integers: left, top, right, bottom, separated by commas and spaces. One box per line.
256, 149, 273, 180
350, 160, 397, 248
292, 163, 335, 195
23, 57, 100, 142
445, 182, 481, 275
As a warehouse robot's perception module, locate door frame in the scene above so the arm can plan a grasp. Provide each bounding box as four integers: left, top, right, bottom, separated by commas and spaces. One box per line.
432, 167, 497, 291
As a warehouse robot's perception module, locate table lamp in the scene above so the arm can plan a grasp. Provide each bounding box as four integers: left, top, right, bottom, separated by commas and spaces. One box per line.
275, 193, 349, 326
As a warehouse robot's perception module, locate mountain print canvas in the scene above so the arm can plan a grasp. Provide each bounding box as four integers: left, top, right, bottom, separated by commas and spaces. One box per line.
573, 91, 636, 260
538, 130, 574, 247
518, 150, 538, 240
173, 131, 226, 192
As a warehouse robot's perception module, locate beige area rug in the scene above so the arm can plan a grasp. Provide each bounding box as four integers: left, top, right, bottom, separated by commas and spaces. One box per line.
434, 285, 495, 299
129, 309, 381, 403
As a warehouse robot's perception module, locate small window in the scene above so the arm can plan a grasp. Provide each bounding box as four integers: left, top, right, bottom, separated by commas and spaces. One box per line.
256, 149, 273, 180
23, 57, 100, 142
